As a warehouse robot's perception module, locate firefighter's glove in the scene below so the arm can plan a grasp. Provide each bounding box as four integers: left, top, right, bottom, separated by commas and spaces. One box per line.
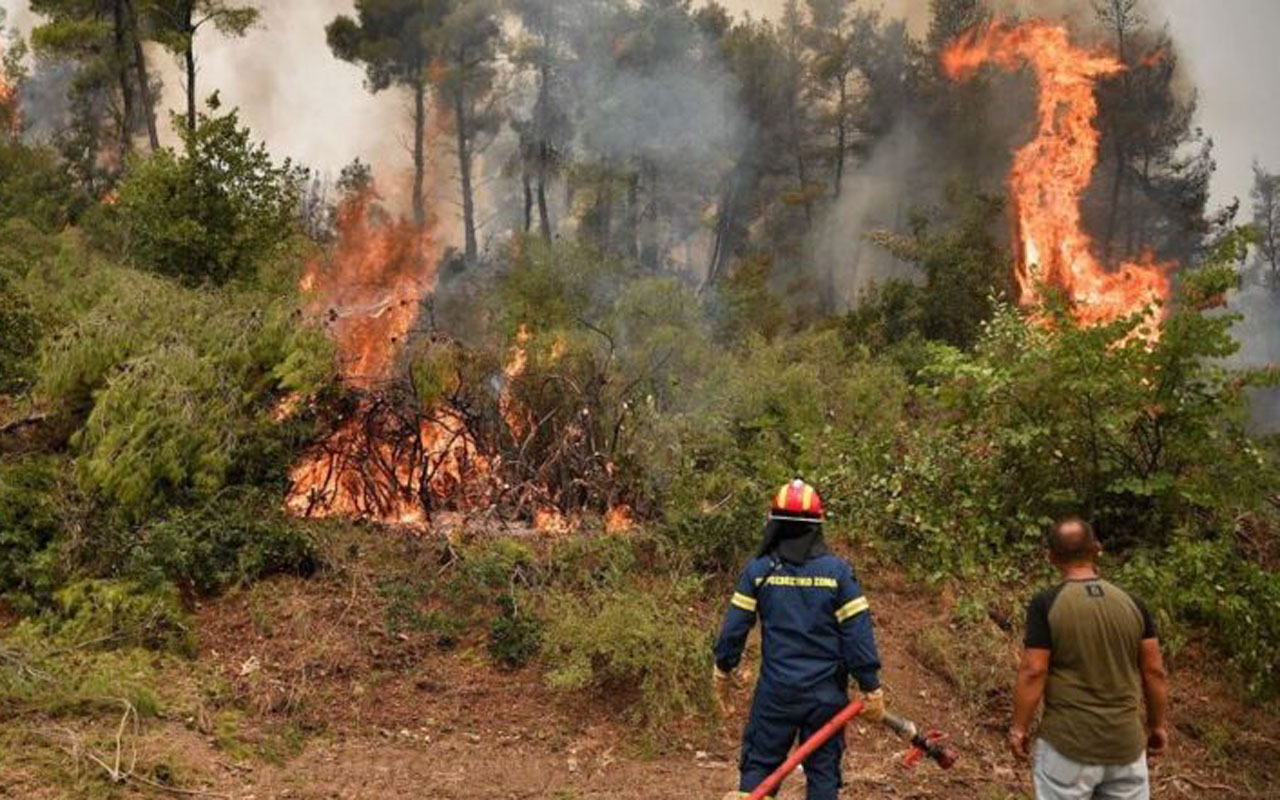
713, 667, 736, 716
862, 688, 887, 724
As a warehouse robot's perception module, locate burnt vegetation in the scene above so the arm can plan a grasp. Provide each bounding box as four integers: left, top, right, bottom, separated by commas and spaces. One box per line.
1, 0, 1279, 794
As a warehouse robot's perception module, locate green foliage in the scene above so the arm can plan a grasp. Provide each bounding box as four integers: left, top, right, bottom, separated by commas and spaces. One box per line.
1120, 536, 1280, 699
35, 258, 332, 520
0, 140, 83, 232
856, 187, 1014, 350
915, 259, 1273, 551
105, 490, 318, 595
0, 631, 168, 720
109, 108, 304, 285
541, 578, 712, 728
649, 329, 908, 570
0, 457, 69, 612
487, 593, 542, 669
0, 268, 38, 392
38, 579, 195, 655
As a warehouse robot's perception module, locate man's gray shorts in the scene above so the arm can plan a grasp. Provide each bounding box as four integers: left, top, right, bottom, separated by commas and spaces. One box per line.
1033, 739, 1149, 800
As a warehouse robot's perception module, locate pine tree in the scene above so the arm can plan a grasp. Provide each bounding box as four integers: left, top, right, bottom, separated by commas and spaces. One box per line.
327, 0, 451, 231
146, 0, 258, 135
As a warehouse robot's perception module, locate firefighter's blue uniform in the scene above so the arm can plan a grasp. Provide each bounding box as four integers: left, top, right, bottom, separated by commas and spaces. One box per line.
714, 551, 881, 800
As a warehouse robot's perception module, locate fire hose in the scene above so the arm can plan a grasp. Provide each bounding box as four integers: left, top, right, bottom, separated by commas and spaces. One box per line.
742, 702, 958, 800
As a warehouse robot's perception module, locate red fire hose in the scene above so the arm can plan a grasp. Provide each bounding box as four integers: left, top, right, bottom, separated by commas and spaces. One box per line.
743, 700, 865, 800
743, 703, 958, 800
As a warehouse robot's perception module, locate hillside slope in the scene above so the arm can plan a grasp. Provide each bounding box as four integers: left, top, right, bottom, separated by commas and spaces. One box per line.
4, 528, 1274, 800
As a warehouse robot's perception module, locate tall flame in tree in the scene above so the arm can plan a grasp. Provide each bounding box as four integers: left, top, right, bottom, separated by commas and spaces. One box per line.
943, 20, 1171, 327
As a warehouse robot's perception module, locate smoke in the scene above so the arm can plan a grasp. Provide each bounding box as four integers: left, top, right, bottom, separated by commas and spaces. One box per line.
809, 120, 930, 303
147, 1, 416, 202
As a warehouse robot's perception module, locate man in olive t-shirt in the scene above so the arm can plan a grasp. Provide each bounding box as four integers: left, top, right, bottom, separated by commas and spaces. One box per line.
1009, 518, 1169, 800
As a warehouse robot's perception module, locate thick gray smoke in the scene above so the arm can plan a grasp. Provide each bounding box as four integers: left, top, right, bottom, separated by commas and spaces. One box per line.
810, 121, 930, 303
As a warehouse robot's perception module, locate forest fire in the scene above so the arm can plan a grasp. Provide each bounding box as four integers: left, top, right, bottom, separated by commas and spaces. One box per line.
285, 190, 493, 524
0, 42, 17, 133
286, 195, 575, 530
943, 20, 1171, 328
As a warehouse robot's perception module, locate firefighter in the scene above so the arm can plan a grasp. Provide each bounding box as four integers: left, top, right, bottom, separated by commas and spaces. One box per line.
713, 479, 886, 800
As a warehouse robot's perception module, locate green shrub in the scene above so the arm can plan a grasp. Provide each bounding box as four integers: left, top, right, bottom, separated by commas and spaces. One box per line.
32, 259, 332, 520
487, 593, 542, 669
0, 268, 38, 392
0, 631, 168, 719
39, 580, 195, 656
540, 578, 712, 728
378, 577, 462, 648
107, 490, 318, 595
1119, 536, 1280, 699
0, 457, 70, 612
916, 258, 1275, 551
0, 139, 83, 232
110, 108, 305, 285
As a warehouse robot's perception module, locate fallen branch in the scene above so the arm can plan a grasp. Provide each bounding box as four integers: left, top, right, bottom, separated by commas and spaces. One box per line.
58, 701, 232, 800
1157, 774, 1242, 795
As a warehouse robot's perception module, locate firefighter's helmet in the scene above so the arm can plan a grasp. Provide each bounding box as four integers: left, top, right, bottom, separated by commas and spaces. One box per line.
769, 478, 825, 523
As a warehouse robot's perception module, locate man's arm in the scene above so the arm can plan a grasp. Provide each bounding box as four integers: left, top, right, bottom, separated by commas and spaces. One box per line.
1140, 638, 1168, 757
712, 567, 760, 673
1009, 648, 1050, 760
834, 568, 881, 692
1011, 588, 1055, 761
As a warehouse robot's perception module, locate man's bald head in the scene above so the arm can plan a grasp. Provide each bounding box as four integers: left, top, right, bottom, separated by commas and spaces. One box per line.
1048, 517, 1100, 565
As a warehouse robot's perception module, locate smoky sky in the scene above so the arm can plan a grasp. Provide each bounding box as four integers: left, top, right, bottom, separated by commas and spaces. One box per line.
725, 0, 1280, 209
3, 0, 1279, 208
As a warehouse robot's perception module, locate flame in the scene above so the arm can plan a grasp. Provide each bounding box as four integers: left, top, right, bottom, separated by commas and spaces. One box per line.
300, 191, 436, 388
534, 508, 572, 534
501, 325, 531, 436
943, 20, 1171, 328
604, 505, 635, 533
286, 405, 491, 524
0, 41, 17, 134
286, 187, 495, 524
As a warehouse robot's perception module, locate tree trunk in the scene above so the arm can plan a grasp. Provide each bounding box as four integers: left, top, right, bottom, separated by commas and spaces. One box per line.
124, 0, 159, 150
112, 0, 135, 156
834, 74, 848, 198
453, 76, 478, 262
185, 39, 197, 135
412, 76, 427, 231
522, 171, 534, 233
536, 142, 552, 240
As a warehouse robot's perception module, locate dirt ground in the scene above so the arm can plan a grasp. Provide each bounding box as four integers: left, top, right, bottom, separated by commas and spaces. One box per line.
4, 532, 1277, 800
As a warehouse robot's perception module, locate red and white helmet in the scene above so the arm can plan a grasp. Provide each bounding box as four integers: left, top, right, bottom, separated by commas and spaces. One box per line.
768, 478, 825, 524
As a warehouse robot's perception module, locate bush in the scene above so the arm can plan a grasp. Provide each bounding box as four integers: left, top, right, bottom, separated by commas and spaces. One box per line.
38, 580, 195, 655
487, 593, 542, 669
33, 260, 332, 519
110, 108, 305, 285
0, 268, 38, 393
0, 139, 83, 232
0, 457, 69, 612
915, 259, 1275, 552
106, 490, 318, 595
1120, 536, 1280, 699
540, 578, 712, 728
